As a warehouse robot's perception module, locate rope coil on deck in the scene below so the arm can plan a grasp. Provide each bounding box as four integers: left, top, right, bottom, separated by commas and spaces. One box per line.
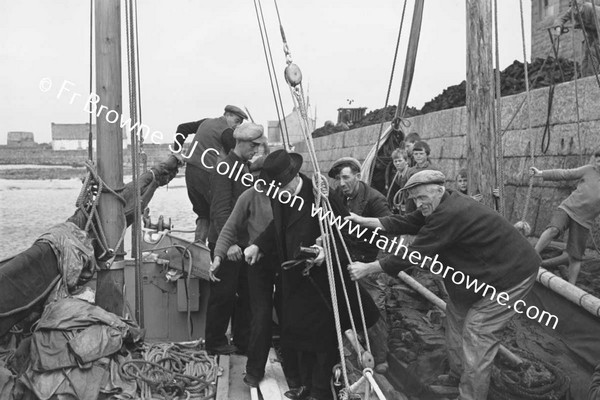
488, 354, 570, 400
120, 342, 218, 399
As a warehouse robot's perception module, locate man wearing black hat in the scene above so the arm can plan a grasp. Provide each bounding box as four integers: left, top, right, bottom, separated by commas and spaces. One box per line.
245, 150, 380, 400
173, 105, 248, 244
346, 170, 540, 400
204, 122, 265, 356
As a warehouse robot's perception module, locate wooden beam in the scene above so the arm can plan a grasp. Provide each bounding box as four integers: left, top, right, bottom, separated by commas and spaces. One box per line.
94, 0, 126, 315
215, 355, 230, 400
466, 0, 496, 208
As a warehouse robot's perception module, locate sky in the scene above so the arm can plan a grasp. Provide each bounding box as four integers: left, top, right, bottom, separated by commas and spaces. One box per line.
0, 0, 532, 145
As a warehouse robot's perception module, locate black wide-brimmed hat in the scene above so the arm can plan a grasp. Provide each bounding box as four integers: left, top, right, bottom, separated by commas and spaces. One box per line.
259, 149, 303, 187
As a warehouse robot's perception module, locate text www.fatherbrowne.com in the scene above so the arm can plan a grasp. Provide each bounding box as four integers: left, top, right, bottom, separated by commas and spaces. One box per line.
310, 203, 559, 330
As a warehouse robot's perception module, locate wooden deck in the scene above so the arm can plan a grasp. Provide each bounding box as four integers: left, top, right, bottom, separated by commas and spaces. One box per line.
215, 348, 289, 400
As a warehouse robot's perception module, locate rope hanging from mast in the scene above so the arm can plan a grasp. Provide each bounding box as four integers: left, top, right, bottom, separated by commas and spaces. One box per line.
369, 0, 409, 185
253, 0, 291, 150
518, 0, 535, 229
125, 0, 144, 327
493, 0, 505, 216
270, 1, 378, 395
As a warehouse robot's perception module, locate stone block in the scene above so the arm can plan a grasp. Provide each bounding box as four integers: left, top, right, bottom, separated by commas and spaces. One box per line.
579, 76, 600, 121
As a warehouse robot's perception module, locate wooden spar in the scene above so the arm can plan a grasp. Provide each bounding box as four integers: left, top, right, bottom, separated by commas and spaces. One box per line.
396, 272, 524, 366
396, 0, 425, 117
538, 267, 600, 318
465, 0, 496, 208
94, 0, 126, 315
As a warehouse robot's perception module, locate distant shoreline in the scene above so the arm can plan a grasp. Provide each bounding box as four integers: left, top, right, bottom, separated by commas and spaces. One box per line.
0, 167, 87, 180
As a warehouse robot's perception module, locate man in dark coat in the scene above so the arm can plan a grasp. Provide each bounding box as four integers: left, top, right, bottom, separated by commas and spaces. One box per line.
173, 105, 248, 243
328, 156, 392, 373
347, 170, 541, 400
204, 122, 265, 355
244, 150, 379, 400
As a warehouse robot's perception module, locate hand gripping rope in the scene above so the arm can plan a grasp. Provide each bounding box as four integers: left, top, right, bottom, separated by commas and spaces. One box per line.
270, 2, 384, 397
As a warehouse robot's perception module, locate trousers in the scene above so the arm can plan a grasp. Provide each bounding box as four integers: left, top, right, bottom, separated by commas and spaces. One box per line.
445, 273, 536, 400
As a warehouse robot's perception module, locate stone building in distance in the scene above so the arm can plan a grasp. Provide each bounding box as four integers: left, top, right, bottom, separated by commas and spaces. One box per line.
7, 131, 36, 147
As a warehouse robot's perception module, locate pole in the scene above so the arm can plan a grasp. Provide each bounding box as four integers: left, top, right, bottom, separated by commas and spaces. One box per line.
466, 0, 496, 208
397, 272, 524, 366
95, 0, 126, 315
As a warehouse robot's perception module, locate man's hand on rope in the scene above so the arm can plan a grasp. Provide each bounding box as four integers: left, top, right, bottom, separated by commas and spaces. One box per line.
209, 256, 222, 282
244, 244, 263, 266
311, 244, 325, 266
530, 167, 542, 177
227, 244, 243, 262
348, 261, 382, 281
345, 212, 385, 231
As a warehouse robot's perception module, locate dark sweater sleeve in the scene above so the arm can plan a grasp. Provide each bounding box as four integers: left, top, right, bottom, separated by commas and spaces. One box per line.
379, 218, 450, 277
210, 170, 234, 237
172, 119, 205, 152
379, 210, 425, 235
221, 128, 236, 155
214, 195, 249, 260
254, 219, 276, 255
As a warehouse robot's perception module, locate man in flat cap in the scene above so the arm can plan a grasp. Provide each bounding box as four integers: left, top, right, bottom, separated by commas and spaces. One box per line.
346, 170, 540, 400
328, 157, 392, 373
205, 122, 265, 355
245, 150, 380, 400
172, 105, 248, 244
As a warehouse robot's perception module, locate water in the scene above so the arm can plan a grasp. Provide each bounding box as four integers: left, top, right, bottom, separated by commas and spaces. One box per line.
0, 176, 196, 258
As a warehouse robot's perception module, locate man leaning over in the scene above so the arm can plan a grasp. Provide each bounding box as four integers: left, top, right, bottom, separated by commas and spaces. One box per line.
177, 105, 247, 243
346, 170, 541, 400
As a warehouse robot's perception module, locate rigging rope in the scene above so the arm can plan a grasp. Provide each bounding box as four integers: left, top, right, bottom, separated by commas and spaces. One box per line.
369, 0, 409, 185
125, 0, 144, 328
88, 0, 94, 162
493, 0, 505, 216
271, 2, 374, 392
252, 0, 290, 150
570, 15, 584, 165
518, 0, 536, 225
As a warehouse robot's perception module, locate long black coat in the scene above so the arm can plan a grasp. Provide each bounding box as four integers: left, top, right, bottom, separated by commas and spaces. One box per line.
254, 174, 379, 353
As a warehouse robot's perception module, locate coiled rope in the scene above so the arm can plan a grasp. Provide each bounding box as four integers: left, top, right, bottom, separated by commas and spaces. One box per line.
120, 342, 218, 400
488, 352, 570, 400
75, 161, 127, 259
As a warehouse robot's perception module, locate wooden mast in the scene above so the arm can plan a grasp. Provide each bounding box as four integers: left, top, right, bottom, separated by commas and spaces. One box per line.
95, 0, 126, 315
466, 0, 496, 208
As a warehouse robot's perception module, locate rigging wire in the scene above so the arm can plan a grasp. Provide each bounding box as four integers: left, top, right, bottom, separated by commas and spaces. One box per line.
369, 0, 409, 185
493, 0, 505, 216
88, 0, 94, 161
252, 0, 289, 150
125, 0, 144, 328
518, 0, 535, 225
258, 0, 292, 148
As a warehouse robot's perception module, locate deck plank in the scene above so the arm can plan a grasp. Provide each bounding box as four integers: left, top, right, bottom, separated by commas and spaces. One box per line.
228, 354, 252, 400
258, 348, 289, 399
215, 355, 230, 400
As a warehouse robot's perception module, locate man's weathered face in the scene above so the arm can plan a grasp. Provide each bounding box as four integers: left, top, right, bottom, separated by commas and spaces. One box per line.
412, 149, 427, 165
337, 166, 361, 197
409, 184, 444, 217
280, 174, 300, 196
457, 175, 468, 192
238, 141, 260, 161
226, 114, 244, 129
393, 156, 407, 172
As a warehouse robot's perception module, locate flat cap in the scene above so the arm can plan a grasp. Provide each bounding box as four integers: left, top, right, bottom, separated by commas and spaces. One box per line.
233, 122, 266, 144
401, 170, 446, 191
224, 105, 248, 121
328, 157, 362, 178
